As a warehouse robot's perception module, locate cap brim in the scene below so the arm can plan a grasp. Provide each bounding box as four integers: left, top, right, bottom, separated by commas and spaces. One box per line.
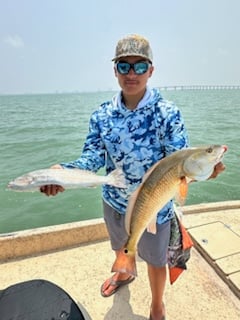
112, 54, 152, 62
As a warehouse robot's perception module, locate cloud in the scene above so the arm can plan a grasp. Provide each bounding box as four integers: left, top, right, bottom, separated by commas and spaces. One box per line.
4, 35, 25, 48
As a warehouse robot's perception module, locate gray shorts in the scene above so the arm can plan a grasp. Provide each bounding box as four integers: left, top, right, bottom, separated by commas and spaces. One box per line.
103, 201, 170, 267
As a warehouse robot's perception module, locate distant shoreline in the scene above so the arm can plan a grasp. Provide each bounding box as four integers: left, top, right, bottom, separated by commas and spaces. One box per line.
1, 86, 240, 96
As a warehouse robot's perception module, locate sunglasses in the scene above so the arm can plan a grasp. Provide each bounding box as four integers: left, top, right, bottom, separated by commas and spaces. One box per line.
115, 61, 151, 75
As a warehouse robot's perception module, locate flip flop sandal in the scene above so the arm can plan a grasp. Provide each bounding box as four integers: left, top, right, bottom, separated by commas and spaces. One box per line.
100, 275, 135, 298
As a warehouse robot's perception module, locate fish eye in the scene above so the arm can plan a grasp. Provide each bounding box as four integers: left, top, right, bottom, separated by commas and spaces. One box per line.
206, 147, 213, 153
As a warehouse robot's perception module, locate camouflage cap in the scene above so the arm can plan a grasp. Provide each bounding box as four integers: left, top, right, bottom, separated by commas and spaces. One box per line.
112, 34, 153, 63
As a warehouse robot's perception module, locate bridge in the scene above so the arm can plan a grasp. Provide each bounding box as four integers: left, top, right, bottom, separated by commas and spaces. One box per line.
159, 85, 240, 91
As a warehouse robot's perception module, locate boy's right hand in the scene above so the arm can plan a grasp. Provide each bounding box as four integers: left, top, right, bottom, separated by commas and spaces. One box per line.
40, 164, 65, 196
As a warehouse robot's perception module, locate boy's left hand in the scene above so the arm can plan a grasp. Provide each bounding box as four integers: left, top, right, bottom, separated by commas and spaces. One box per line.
209, 162, 226, 179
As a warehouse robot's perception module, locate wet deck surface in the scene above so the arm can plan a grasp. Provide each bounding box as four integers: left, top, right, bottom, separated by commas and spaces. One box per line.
0, 201, 240, 319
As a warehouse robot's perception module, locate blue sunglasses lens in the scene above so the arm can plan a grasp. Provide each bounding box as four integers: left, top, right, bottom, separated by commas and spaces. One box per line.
116, 62, 150, 75
116, 62, 130, 74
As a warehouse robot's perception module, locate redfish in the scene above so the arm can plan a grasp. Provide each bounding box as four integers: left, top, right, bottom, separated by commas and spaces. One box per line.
112, 145, 227, 277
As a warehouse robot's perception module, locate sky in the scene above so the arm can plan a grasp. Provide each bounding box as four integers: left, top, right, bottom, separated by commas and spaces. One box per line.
0, 0, 239, 94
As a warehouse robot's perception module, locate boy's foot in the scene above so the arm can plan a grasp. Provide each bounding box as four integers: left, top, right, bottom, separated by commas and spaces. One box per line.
149, 303, 166, 320
100, 274, 135, 297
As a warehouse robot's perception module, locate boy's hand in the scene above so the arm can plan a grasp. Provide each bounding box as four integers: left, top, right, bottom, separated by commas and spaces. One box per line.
209, 162, 226, 179
40, 164, 65, 196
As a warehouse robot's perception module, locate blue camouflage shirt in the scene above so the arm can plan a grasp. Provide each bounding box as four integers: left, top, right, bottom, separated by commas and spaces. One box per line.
61, 87, 189, 224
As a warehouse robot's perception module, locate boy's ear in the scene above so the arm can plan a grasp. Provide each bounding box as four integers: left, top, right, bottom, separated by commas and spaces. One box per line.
149, 65, 154, 78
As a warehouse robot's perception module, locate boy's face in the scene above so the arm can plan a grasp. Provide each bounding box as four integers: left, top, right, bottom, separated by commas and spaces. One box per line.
114, 56, 154, 96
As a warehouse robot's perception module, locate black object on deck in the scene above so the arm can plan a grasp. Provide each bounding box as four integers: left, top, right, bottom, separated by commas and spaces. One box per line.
0, 279, 92, 320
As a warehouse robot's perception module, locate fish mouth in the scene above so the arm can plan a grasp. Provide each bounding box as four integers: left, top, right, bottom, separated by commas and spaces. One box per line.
217, 145, 228, 162
7, 182, 18, 190
222, 145, 228, 153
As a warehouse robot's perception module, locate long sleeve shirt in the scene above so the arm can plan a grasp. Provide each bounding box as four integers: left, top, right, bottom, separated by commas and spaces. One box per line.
61, 87, 189, 224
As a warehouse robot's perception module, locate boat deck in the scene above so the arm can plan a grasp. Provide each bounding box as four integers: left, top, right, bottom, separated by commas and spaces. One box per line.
0, 201, 240, 319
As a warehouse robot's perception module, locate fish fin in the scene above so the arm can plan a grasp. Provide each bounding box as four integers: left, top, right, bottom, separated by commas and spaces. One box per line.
186, 176, 193, 183
111, 249, 137, 277
147, 216, 157, 234
175, 177, 188, 206
107, 168, 127, 189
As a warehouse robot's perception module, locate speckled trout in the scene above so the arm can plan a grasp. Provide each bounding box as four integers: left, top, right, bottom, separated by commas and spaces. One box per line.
8, 168, 126, 192
112, 145, 227, 276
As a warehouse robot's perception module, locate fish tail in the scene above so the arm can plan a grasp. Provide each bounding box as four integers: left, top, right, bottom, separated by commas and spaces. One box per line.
107, 168, 127, 189
111, 249, 137, 277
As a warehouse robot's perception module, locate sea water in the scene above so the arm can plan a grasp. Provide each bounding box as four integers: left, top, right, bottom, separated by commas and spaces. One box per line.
0, 89, 239, 233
